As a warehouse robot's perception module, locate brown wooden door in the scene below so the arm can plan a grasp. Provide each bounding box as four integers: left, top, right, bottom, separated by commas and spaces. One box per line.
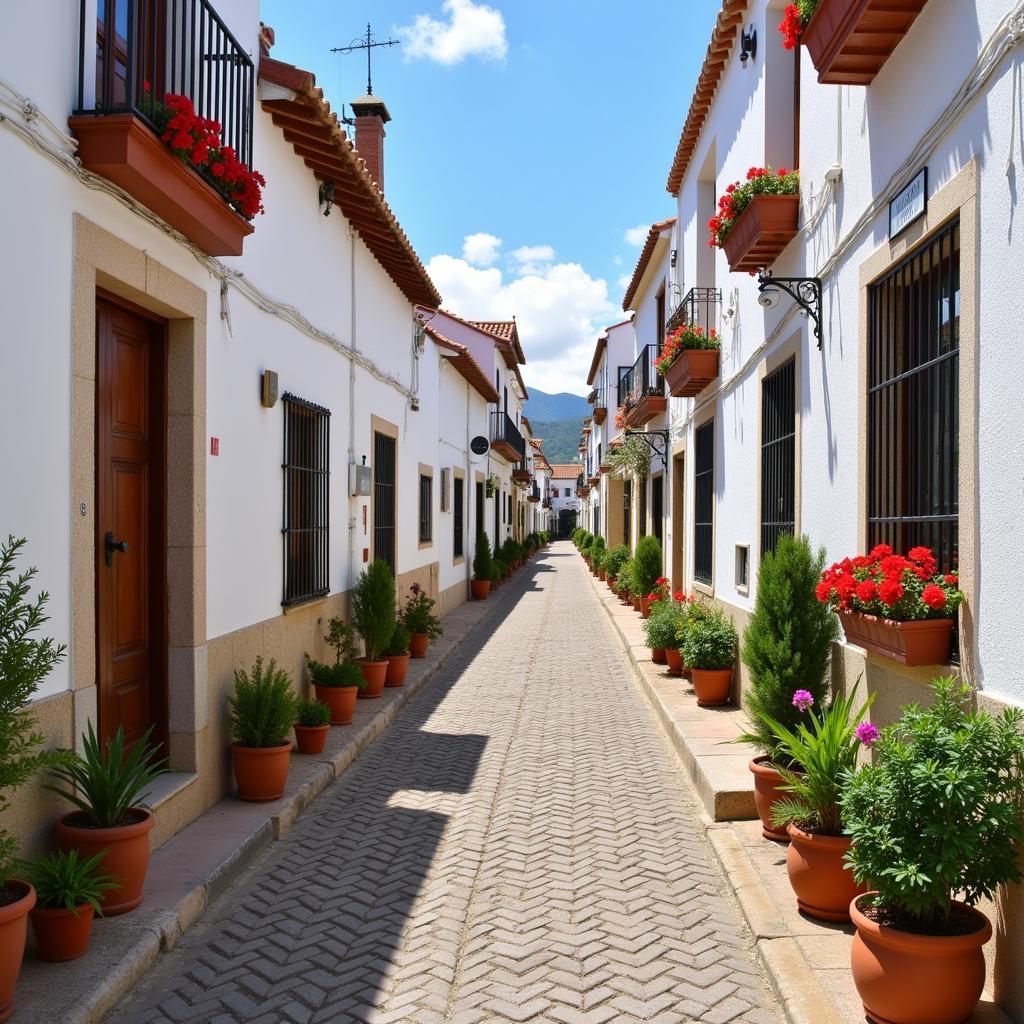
96, 298, 167, 749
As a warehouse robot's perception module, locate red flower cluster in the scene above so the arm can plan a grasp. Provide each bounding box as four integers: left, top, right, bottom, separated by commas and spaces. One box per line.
614, 407, 626, 430
779, 4, 803, 50
707, 167, 799, 249
655, 324, 720, 375
647, 577, 672, 604
156, 92, 265, 221
816, 545, 963, 622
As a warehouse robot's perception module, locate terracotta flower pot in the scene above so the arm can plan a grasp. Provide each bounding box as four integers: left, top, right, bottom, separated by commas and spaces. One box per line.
620, 590, 631, 605
664, 348, 721, 398
30, 904, 94, 962
691, 667, 733, 706
651, 647, 667, 665
665, 647, 684, 677
294, 723, 329, 755
314, 683, 358, 725
640, 597, 652, 618
471, 578, 490, 600
385, 652, 410, 687
838, 610, 953, 667
749, 757, 791, 842
786, 824, 866, 922
850, 895, 992, 1024
598, 569, 606, 581
0, 881, 34, 1021
232, 742, 291, 802
409, 633, 429, 658
358, 659, 388, 697
632, 597, 642, 612
56, 809, 154, 914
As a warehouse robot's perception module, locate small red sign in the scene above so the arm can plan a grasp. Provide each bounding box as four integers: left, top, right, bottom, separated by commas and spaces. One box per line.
210, 437, 220, 456
363, 547, 369, 563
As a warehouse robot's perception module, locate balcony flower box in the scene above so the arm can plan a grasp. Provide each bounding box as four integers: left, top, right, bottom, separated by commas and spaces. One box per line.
512, 468, 531, 484
786, 0, 930, 86
817, 544, 963, 667
68, 111, 257, 257
624, 395, 667, 428
588, 475, 600, 487
657, 324, 722, 398
593, 407, 607, 425
527, 492, 540, 503
709, 168, 800, 274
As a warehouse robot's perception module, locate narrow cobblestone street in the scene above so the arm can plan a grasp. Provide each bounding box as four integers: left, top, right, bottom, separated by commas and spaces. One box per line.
107, 544, 780, 1024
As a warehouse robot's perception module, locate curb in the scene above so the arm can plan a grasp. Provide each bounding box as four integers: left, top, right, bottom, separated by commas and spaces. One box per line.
20, 560, 537, 1024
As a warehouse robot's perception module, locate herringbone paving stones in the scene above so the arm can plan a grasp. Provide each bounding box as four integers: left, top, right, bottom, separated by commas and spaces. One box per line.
106, 544, 781, 1024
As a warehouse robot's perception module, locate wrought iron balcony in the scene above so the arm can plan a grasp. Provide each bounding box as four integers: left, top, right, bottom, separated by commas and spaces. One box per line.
527, 483, 540, 503
617, 345, 667, 428
490, 410, 526, 464
666, 287, 722, 335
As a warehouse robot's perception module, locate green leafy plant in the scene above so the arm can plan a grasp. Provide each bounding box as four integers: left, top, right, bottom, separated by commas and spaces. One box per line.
47, 723, 166, 828
324, 616, 359, 665
227, 657, 298, 748
607, 436, 651, 482
681, 608, 737, 670
296, 699, 332, 728
603, 544, 630, 582
386, 622, 412, 656
306, 655, 364, 689
473, 532, 492, 582
643, 600, 689, 650
399, 584, 443, 640
619, 557, 636, 594
22, 848, 116, 914
0, 536, 74, 884
351, 560, 397, 662
842, 677, 1024, 930
740, 534, 839, 765
632, 536, 663, 596
752, 681, 876, 835
490, 559, 506, 584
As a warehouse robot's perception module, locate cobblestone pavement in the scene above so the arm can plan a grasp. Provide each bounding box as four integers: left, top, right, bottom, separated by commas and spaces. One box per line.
108, 543, 781, 1024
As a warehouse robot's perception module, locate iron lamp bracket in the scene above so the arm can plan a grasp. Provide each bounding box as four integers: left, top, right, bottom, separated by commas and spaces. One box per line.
757, 271, 823, 349
624, 430, 669, 465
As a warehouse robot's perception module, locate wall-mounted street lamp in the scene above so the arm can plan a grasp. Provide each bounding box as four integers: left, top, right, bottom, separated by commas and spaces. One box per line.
319, 180, 336, 217
739, 26, 757, 68
757, 270, 823, 349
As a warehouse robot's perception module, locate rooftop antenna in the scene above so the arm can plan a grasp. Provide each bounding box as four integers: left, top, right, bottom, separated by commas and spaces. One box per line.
330, 23, 399, 98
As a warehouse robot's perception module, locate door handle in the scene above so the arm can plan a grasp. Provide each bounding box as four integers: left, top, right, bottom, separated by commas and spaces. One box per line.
104, 531, 128, 567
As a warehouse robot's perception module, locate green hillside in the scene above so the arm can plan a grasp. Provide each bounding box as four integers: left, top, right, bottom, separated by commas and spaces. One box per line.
532, 419, 584, 465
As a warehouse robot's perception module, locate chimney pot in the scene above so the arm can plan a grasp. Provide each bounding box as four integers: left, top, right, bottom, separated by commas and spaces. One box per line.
350, 95, 391, 192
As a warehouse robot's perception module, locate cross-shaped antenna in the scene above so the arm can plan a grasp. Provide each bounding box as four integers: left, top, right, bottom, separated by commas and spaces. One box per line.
330, 23, 399, 97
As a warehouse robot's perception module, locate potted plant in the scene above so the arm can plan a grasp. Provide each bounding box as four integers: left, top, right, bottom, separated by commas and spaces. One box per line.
750, 683, 875, 921
293, 699, 332, 755
670, 596, 706, 677
681, 608, 737, 706
306, 656, 363, 725
708, 167, 800, 273
23, 849, 115, 961
644, 598, 688, 667
842, 678, 1024, 1024
399, 583, 443, 658
227, 657, 298, 802
741, 534, 839, 841
656, 324, 721, 398
633, 536, 663, 617
472, 533, 492, 600
642, 576, 670, 620
384, 622, 411, 687
816, 545, 963, 666
490, 559, 505, 589
0, 537, 73, 1016
351, 560, 396, 697
618, 557, 635, 604
49, 723, 166, 915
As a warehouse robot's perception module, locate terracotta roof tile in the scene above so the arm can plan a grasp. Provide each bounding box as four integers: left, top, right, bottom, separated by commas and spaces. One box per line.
259, 56, 440, 308
550, 463, 582, 480
425, 325, 501, 404
622, 217, 677, 312
665, 0, 749, 196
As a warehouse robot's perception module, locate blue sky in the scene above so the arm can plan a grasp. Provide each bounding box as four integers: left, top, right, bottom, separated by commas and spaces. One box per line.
261, 0, 719, 395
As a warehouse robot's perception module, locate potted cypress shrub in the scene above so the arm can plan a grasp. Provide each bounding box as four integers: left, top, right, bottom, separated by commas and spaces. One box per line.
399, 583, 443, 658
351, 560, 396, 697
49, 723, 166, 915
384, 622, 411, 687
227, 657, 298, 802
740, 534, 839, 841
0, 537, 73, 1016
750, 683, 875, 921
633, 536, 662, 617
24, 849, 115, 962
489, 560, 504, 589
472, 533, 492, 599
842, 678, 1024, 1024
293, 699, 332, 755
681, 608, 737, 706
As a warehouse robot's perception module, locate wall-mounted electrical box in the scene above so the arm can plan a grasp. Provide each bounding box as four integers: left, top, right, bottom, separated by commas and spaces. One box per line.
440, 468, 451, 511
261, 369, 278, 408
349, 463, 372, 497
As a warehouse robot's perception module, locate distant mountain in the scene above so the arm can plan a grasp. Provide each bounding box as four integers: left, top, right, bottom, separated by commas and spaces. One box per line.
531, 419, 584, 465
524, 389, 590, 422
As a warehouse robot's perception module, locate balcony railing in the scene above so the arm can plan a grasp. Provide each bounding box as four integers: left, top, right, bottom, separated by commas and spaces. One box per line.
490, 410, 526, 464
77, 0, 255, 168
617, 344, 664, 410
667, 287, 721, 336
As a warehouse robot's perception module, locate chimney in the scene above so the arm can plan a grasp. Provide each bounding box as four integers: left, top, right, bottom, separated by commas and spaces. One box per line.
350, 95, 391, 192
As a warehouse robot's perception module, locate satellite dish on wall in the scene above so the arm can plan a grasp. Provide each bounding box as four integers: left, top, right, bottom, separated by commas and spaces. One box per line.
470, 436, 490, 455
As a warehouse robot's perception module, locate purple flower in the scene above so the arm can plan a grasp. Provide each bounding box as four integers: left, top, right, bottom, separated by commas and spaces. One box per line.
855, 722, 881, 748
791, 689, 814, 713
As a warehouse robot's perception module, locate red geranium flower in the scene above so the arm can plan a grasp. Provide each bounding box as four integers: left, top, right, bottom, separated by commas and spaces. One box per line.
921, 584, 947, 610
878, 579, 905, 606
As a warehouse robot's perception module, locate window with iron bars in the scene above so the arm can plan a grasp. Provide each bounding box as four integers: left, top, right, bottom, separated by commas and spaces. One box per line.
453, 476, 464, 559
761, 358, 796, 556
419, 475, 433, 544
282, 394, 330, 606
694, 420, 714, 585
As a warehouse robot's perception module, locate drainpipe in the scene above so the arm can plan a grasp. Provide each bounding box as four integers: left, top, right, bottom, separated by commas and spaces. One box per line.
348, 226, 357, 594
465, 380, 472, 593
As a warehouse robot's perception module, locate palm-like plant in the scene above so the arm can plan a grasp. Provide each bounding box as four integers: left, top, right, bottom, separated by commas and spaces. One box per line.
47, 723, 166, 828
23, 848, 116, 914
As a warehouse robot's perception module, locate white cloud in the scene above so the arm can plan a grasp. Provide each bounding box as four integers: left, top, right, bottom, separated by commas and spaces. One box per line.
462, 232, 502, 266
426, 247, 618, 396
397, 0, 508, 65
616, 273, 632, 291
624, 224, 650, 246
510, 244, 556, 276
612, 254, 623, 266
